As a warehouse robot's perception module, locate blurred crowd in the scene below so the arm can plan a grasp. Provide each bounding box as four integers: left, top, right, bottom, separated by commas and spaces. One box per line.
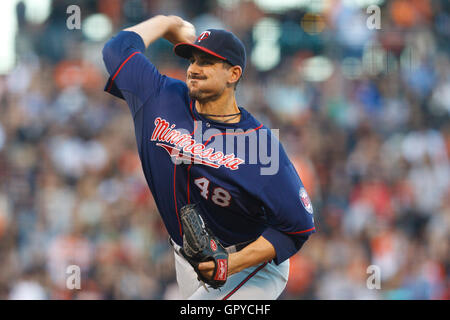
0, 0, 448, 299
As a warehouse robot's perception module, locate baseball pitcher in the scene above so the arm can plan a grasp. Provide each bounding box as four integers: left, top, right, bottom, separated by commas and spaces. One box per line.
102, 15, 316, 300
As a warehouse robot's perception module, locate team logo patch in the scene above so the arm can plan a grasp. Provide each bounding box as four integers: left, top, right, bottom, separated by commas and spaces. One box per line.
197, 31, 211, 42
214, 259, 228, 281
210, 239, 217, 251
299, 187, 313, 214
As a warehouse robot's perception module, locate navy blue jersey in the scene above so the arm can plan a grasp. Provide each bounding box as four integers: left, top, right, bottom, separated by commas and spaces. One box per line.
102, 31, 316, 264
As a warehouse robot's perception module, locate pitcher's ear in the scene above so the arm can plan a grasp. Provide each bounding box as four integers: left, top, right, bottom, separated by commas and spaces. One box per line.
228, 65, 242, 86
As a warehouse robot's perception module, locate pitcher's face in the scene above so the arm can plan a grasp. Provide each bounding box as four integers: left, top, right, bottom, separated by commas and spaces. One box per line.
186, 50, 236, 102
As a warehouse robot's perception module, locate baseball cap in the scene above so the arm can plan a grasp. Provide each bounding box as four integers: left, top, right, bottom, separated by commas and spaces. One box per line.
174, 29, 246, 72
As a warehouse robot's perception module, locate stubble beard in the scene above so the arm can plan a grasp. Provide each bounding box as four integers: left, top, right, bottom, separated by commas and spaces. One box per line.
188, 86, 224, 104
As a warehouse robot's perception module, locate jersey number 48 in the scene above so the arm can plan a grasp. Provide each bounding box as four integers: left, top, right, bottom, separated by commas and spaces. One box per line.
194, 177, 231, 207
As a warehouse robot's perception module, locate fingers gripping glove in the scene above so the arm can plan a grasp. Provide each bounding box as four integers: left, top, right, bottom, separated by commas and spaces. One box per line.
179, 204, 229, 289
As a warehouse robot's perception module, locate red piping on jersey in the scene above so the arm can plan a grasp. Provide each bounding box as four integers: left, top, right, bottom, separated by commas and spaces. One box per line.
187, 100, 197, 204
187, 164, 192, 204
189, 100, 198, 135
174, 101, 197, 236
285, 227, 316, 235
106, 51, 140, 92
222, 262, 268, 300
173, 164, 182, 237
203, 123, 264, 147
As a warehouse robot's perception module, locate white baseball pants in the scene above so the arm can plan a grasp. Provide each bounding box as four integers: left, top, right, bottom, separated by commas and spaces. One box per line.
171, 241, 289, 300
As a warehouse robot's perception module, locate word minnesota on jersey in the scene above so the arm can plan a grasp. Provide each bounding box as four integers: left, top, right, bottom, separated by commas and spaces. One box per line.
151, 117, 280, 174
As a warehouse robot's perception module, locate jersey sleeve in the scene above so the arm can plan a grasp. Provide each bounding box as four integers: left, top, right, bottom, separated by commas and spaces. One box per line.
102, 30, 166, 117
259, 158, 316, 265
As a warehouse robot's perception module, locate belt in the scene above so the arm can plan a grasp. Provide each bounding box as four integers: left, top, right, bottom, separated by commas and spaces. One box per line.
169, 237, 253, 255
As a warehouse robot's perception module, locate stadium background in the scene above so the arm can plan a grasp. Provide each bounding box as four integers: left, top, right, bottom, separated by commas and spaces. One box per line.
0, 0, 448, 299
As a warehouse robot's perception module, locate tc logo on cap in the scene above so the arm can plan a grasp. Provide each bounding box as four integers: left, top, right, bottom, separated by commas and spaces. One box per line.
197, 31, 211, 42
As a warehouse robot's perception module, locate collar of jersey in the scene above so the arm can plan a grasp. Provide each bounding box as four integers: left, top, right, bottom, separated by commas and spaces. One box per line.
190, 100, 255, 130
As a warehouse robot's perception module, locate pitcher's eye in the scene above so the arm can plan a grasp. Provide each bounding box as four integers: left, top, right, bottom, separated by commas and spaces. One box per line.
199, 60, 213, 66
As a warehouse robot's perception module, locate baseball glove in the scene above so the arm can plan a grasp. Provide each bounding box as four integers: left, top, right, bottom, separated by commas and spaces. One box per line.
179, 204, 229, 289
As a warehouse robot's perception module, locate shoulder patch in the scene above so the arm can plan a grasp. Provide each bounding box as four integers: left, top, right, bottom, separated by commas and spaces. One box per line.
299, 187, 313, 214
